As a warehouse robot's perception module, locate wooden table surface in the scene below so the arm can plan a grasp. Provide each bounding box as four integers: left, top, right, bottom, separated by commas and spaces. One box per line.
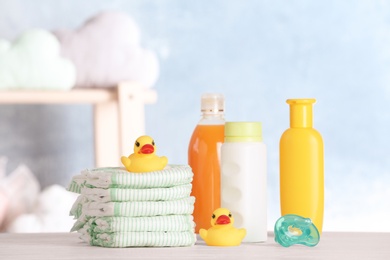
0, 232, 389, 260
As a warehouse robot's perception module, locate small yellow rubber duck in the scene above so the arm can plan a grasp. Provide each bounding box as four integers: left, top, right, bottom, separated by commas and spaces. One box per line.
199, 208, 246, 246
121, 135, 168, 173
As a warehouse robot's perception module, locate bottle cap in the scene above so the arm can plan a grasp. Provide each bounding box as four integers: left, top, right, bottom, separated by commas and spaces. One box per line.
286, 98, 316, 128
201, 93, 224, 114
224, 122, 262, 142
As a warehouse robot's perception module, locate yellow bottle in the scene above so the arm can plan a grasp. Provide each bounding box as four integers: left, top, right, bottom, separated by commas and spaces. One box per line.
280, 98, 324, 233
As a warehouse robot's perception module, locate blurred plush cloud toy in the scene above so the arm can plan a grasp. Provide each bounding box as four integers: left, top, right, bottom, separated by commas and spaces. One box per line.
54, 11, 159, 88
0, 29, 76, 90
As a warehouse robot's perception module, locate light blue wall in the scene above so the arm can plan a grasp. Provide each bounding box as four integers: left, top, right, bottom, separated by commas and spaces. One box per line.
0, 0, 389, 231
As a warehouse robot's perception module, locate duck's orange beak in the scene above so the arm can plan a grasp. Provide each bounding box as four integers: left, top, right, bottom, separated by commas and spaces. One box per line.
216, 215, 231, 225
140, 144, 154, 154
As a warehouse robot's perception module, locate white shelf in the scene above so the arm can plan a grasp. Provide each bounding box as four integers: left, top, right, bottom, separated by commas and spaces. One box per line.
0, 88, 116, 104
0, 82, 157, 167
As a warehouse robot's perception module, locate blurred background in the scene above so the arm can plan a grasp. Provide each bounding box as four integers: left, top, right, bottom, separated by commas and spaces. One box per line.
0, 0, 389, 233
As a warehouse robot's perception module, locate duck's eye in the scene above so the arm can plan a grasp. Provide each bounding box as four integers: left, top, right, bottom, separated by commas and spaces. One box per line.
135, 141, 140, 147
152, 140, 155, 146
212, 214, 216, 219
228, 213, 232, 217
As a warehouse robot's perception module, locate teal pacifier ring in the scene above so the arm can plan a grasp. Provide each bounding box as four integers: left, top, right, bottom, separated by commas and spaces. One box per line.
274, 214, 320, 247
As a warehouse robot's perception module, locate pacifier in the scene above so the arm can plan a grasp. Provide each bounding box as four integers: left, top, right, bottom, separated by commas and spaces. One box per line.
274, 214, 320, 247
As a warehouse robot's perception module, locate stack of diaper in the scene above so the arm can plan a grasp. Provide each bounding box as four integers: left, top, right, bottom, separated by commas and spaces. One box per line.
67, 165, 196, 247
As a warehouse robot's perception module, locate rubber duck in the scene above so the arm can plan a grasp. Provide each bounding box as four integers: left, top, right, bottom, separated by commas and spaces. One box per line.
199, 208, 246, 246
121, 135, 168, 173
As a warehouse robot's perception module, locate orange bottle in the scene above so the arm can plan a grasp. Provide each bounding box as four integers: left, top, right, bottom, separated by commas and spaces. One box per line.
188, 93, 225, 233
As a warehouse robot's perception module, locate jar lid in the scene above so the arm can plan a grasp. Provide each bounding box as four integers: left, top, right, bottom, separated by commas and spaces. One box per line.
224, 122, 262, 142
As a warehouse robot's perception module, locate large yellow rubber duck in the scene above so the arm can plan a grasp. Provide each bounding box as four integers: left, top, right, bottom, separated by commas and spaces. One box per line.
199, 208, 246, 246
121, 135, 168, 173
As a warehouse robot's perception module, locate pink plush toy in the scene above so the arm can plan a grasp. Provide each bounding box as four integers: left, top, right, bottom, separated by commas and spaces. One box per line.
0, 158, 40, 231
0, 191, 9, 229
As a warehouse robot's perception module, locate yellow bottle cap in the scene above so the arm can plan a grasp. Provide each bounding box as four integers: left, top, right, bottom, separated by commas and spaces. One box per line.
224, 122, 262, 142
286, 98, 316, 128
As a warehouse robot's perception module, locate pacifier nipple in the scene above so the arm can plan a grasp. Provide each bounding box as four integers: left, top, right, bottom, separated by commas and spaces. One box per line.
287, 225, 303, 236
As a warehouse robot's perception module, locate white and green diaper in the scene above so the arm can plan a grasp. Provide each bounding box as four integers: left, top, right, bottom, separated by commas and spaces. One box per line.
67, 165, 193, 193
71, 196, 195, 218
74, 206, 197, 247
78, 229, 196, 247
81, 184, 192, 202
82, 215, 195, 233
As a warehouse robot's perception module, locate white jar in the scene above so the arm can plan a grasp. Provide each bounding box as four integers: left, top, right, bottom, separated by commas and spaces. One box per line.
221, 122, 267, 242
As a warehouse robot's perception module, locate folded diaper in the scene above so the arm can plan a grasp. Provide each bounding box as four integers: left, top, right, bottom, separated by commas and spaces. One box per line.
81, 184, 192, 202
72, 196, 195, 218
67, 165, 193, 193
82, 215, 195, 233
85, 231, 197, 247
